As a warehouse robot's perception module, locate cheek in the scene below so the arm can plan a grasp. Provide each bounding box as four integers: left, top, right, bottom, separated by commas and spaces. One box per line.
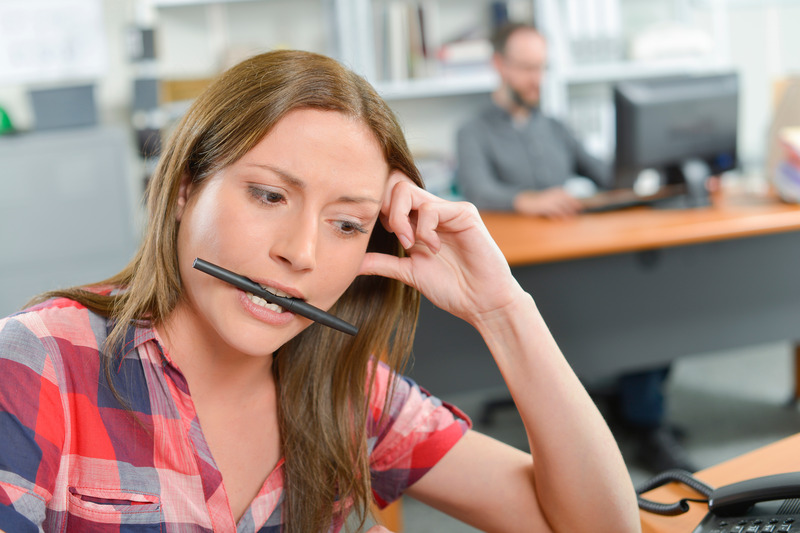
188, 211, 221, 246
316, 240, 369, 299
182, 194, 242, 255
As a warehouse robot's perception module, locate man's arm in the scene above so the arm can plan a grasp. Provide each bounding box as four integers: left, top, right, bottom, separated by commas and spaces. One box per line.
560, 121, 614, 189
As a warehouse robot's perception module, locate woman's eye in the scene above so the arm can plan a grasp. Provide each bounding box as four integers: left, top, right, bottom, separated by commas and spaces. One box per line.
335, 220, 368, 236
248, 186, 285, 205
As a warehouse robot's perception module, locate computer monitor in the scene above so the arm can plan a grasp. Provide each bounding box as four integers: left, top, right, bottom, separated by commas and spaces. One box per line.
613, 72, 739, 207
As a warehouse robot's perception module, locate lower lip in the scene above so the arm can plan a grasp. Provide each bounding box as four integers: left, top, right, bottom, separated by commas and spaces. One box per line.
238, 289, 296, 327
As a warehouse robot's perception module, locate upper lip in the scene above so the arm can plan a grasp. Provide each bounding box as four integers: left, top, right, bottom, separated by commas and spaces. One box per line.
248, 276, 306, 301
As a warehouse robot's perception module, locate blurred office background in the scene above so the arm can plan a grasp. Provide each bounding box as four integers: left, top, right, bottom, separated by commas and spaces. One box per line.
4, 1, 800, 199
2, 0, 800, 530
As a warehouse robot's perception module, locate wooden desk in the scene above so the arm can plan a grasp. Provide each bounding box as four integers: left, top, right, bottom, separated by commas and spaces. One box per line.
481, 192, 800, 266
640, 432, 800, 532
409, 191, 800, 393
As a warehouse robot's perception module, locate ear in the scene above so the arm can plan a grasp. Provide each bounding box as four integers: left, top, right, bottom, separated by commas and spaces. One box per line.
491, 52, 504, 74
175, 172, 194, 222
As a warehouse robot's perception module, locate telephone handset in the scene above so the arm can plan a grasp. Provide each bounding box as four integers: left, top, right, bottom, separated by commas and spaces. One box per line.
637, 470, 800, 532
709, 472, 800, 516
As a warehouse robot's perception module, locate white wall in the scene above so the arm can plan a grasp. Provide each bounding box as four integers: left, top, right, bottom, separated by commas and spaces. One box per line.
0, 0, 138, 130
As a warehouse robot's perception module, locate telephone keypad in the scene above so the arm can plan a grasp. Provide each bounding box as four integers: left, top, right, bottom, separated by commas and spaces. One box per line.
695, 516, 796, 532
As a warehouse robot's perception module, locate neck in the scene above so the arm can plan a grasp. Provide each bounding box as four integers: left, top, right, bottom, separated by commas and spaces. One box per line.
159, 303, 275, 398
493, 87, 532, 122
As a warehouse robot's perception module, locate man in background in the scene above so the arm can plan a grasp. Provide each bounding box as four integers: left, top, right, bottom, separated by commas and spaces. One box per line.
455, 22, 694, 473
456, 22, 610, 218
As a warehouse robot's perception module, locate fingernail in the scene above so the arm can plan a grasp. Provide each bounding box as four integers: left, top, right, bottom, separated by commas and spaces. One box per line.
398, 234, 412, 249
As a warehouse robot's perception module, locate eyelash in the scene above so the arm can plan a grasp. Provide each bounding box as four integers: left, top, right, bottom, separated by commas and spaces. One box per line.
247, 185, 368, 238
248, 185, 285, 206
335, 220, 368, 237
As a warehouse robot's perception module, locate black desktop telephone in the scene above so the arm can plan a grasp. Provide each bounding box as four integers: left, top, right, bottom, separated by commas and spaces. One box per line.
638, 470, 800, 532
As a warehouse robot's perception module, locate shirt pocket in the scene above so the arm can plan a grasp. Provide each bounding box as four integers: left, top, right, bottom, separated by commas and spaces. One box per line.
66, 486, 163, 532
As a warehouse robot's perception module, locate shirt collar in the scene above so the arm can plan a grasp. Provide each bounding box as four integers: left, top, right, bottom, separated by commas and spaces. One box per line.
106, 318, 158, 362
491, 100, 542, 124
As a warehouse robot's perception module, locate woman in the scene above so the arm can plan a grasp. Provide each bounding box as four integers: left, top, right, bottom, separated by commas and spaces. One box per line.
0, 50, 639, 532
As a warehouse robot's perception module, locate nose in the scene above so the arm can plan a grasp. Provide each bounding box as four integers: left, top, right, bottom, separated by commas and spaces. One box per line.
270, 211, 317, 272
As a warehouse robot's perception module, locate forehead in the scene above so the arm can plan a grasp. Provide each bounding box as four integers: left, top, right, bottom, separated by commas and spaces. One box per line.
240, 108, 390, 188
260, 109, 381, 153
505, 29, 547, 58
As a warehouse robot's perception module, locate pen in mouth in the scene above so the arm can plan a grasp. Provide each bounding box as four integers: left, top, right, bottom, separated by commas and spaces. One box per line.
192, 258, 359, 336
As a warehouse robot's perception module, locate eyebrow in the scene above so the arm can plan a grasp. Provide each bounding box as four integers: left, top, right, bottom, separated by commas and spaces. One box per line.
245, 163, 382, 205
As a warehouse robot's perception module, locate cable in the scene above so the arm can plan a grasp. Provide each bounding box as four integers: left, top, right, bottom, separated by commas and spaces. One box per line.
636, 469, 715, 516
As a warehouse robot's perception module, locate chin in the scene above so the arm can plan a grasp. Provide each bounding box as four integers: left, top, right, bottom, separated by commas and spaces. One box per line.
524, 96, 540, 107
224, 322, 300, 358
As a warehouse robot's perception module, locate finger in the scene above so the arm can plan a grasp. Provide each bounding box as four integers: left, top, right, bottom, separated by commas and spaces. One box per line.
544, 209, 571, 220
545, 202, 577, 220
415, 198, 483, 250
378, 211, 417, 249
540, 200, 567, 219
553, 190, 583, 211
383, 178, 416, 249
365, 526, 395, 533
384, 179, 443, 248
413, 201, 443, 254
359, 251, 414, 286
382, 170, 414, 213
568, 196, 584, 212
555, 195, 583, 217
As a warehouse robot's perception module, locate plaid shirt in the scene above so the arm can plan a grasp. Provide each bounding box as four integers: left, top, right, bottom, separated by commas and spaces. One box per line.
0, 297, 470, 532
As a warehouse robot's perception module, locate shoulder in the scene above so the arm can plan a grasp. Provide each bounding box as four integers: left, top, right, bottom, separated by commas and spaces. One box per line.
3, 297, 101, 345
459, 104, 506, 135
366, 360, 472, 507
367, 360, 471, 441
1, 297, 108, 379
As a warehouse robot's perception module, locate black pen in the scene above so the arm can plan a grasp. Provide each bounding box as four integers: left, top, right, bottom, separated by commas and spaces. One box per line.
192, 258, 359, 336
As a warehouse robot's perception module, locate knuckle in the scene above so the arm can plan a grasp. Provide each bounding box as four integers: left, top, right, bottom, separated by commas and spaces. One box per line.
456, 200, 480, 217
392, 178, 414, 194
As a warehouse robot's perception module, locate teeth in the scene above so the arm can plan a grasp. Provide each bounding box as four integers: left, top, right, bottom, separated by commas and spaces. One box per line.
259, 284, 291, 298
246, 292, 285, 313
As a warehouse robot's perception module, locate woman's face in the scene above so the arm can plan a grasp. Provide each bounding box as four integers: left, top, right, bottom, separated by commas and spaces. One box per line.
174, 108, 389, 358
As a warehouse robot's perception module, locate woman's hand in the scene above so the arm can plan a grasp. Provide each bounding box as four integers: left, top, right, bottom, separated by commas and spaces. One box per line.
359, 173, 526, 325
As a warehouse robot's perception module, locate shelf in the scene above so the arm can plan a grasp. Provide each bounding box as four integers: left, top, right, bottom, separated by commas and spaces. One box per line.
152, 0, 261, 6
561, 58, 729, 85
372, 58, 730, 99
374, 70, 498, 100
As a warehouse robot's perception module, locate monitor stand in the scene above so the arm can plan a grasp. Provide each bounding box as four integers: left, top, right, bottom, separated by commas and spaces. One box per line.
654, 158, 713, 209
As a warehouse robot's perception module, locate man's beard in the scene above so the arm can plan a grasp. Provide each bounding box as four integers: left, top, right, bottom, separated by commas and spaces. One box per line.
508, 86, 539, 110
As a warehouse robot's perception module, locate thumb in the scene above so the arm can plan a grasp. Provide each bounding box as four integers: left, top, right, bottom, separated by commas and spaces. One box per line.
359, 252, 409, 285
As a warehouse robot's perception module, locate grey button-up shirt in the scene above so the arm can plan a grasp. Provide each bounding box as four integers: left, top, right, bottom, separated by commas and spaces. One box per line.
455, 103, 612, 211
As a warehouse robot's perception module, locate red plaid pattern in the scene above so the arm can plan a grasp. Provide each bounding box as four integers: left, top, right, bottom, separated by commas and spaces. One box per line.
0, 297, 470, 532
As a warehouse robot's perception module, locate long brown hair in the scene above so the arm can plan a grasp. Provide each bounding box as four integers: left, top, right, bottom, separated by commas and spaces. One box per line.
34, 50, 422, 532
